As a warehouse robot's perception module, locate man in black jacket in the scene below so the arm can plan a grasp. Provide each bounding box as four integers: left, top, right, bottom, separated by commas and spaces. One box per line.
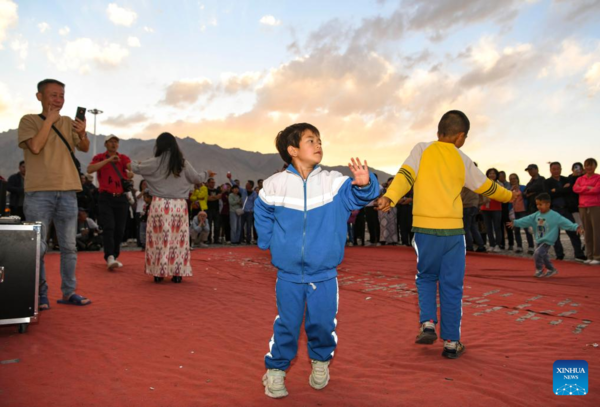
524, 164, 546, 214
7, 161, 26, 220
544, 162, 586, 261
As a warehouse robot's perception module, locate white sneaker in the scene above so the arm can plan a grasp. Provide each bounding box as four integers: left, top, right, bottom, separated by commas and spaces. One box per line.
107, 255, 118, 270
347, 242, 354, 247
589, 260, 600, 265
515, 247, 523, 253
584, 259, 593, 264
534, 269, 544, 278
262, 369, 288, 398
309, 360, 330, 390
492, 245, 501, 253
116, 260, 123, 268
357, 239, 362, 246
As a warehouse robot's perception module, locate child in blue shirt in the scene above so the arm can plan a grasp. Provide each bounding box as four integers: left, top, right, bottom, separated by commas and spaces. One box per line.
255, 123, 379, 398
508, 193, 583, 277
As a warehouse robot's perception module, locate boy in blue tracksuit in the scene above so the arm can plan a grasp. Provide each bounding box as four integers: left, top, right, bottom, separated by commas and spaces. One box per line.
508, 192, 583, 278
255, 123, 379, 398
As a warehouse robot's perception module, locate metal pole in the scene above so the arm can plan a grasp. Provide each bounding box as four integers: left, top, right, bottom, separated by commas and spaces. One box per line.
88, 108, 103, 156
88, 109, 103, 185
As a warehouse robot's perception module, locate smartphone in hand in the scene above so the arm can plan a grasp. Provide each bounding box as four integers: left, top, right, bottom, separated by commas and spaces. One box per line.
76, 107, 86, 121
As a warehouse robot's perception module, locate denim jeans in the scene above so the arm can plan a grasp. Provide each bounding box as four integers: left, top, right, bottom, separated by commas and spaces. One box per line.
482, 210, 502, 247
534, 243, 555, 271
230, 212, 242, 243
241, 211, 254, 243
552, 207, 584, 258
463, 206, 484, 249
347, 223, 354, 243
24, 191, 78, 299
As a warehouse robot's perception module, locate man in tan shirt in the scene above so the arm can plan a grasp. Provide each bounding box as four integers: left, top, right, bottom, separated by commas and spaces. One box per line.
18, 79, 92, 309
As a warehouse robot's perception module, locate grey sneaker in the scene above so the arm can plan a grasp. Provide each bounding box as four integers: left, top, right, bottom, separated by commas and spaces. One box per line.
415, 320, 437, 344
534, 269, 545, 278
442, 340, 465, 359
262, 369, 288, 398
309, 360, 330, 390
544, 269, 558, 278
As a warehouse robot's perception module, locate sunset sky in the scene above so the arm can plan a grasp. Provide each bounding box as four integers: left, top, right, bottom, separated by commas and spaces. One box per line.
1, 0, 599, 177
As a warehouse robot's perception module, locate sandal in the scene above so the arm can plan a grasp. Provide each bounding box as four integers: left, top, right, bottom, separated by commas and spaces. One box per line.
57, 293, 92, 306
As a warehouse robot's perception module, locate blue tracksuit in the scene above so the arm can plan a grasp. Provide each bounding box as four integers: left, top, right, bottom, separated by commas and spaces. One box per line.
255, 164, 379, 370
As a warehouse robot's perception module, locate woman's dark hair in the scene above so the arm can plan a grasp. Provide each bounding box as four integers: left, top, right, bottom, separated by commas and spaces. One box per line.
486, 168, 499, 178
138, 179, 147, 191
584, 158, 598, 167
275, 123, 320, 164
509, 173, 520, 184
154, 132, 185, 177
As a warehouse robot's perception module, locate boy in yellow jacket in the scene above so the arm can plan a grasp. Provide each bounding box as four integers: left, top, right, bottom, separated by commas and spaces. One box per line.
378, 110, 515, 358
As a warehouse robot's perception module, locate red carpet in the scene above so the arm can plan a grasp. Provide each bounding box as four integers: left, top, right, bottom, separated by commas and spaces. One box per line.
0, 246, 599, 406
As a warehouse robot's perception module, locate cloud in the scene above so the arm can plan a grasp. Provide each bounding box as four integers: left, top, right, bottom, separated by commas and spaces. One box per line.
0, 0, 18, 49
59, 26, 70, 36
220, 72, 262, 94
555, 0, 600, 22
161, 79, 213, 106
46, 38, 130, 73
540, 39, 594, 79
127, 36, 141, 47
459, 41, 535, 87
0, 82, 9, 113
260, 15, 281, 26
585, 62, 600, 96
103, 112, 149, 127
404, 0, 523, 40
143, 26, 154, 33
106, 3, 137, 27
38, 22, 50, 34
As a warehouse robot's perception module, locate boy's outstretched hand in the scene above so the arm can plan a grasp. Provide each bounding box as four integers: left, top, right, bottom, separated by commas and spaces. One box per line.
577, 226, 585, 235
506, 221, 514, 229
349, 157, 370, 187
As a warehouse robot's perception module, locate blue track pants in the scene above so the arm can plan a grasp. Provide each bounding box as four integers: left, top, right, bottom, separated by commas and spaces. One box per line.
413, 233, 465, 341
265, 277, 338, 370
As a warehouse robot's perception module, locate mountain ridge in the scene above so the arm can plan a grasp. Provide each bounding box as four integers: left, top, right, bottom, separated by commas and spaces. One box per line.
0, 129, 393, 185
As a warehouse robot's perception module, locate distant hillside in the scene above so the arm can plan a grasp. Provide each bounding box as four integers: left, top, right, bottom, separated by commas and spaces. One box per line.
0, 129, 392, 185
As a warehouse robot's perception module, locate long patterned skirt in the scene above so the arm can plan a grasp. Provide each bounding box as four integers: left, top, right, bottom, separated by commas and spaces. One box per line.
145, 197, 192, 277
378, 206, 398, 244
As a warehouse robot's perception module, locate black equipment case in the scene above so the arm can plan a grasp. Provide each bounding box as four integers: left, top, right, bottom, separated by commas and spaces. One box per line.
0, 223, 41, 333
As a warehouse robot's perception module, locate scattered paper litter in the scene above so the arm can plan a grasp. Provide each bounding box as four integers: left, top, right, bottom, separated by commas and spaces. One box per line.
150, 387, 155, 391
0, 359, 19, 365
366, 297, 372, 300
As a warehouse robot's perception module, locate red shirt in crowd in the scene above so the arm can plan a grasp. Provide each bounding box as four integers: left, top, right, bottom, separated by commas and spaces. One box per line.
91, 152, 131, 194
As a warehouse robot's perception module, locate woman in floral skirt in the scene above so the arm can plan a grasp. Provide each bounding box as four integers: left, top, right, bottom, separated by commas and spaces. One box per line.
129, 132, 214, 283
